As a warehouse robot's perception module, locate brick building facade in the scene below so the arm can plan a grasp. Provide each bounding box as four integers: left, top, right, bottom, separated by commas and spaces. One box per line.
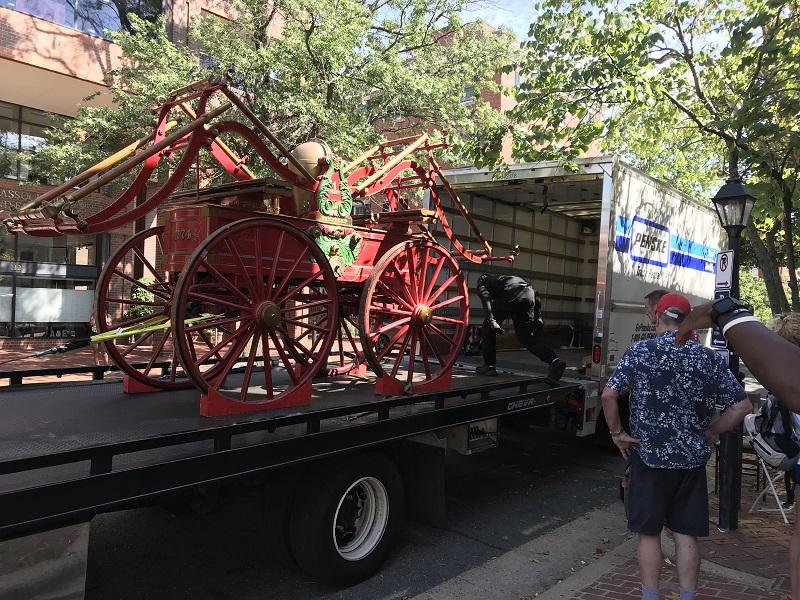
0, 0, 247, 349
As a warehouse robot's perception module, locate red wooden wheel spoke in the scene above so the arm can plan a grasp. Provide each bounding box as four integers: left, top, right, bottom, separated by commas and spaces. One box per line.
184, 315, 242, 333
431, 315, 464, 325
336, 324, 345, 367
213, 325, 255, 386
342, 316, 360, 355
276, 325, 314, 362
150, 281, 173, 292
195, 322, 250, 366
389, 328, 414, 379
266, 231, 285, 293
187, 290, 249, 312
429, 294, 465, 312
106, 297, 164, 307
406, 328, 417, 384
428, 323, 456, 349
419, 331, 432, 377
121, 330, 155, 358
405, 247, 419, 303
277, 270, 325, 305
131, 245, 165, 284
376, 280, 414, 312
239, 332, 260, 402
376, 324, 410, 362
387, 260, 415, 304
196, 329, 224, 362
418, 246, 431, 298
292, 309, 330, 322
427, 273, 459, 304
283, 318, 330, 334
142, 332, 171, 375
310, 327, 327, 355
421, 328, 445, 365
224, 238, 256, 298
267, 329, 299, 384
199, 258, 252, 306
373, 316, 411, 338
368, 306, 412, 317
281, 299, 332, 314
254, 227, 264, 291
113, 269, 171, 301
422, 254, 446, 302
261, 331, 273, 399
272, 251, 306, 301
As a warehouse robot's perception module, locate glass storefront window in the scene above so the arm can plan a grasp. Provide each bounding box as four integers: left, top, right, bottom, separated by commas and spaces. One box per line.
16, 234, 97, 265
3, 278, 95, 338
4, 0, 164, 39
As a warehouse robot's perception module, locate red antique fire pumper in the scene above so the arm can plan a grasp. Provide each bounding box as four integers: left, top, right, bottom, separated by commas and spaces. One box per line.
3, 78, 515, 416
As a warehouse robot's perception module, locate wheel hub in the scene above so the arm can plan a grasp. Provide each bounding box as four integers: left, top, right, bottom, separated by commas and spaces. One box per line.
256, 301, 281, 327
413, 304, 433, 325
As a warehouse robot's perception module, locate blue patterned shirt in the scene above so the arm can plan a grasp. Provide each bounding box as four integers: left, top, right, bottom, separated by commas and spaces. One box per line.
606, 330, 746, 469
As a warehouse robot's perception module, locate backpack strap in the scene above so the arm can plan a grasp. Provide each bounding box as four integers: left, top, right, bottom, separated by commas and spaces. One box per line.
764, 395, 781, 432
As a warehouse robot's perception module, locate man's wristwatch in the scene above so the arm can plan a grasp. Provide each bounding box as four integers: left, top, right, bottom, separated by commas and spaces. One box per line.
609, 428, 623, 437
710, 297, 753, 329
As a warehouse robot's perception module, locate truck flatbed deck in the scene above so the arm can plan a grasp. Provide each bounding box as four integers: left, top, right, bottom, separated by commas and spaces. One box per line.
0, 368, 582, 539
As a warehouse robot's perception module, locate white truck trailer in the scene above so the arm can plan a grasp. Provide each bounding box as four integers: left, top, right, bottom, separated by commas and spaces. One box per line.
432, 155, 724, 435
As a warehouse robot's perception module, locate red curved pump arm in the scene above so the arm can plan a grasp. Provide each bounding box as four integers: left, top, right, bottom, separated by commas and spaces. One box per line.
414, 163, 514, 264
209, 121, 311, 190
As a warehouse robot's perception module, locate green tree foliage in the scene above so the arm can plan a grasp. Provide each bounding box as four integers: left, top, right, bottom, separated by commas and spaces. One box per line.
508, 0, 800, 312
126, 277, 156, 319
739, 268, 773, 322
32, 1, 517, 183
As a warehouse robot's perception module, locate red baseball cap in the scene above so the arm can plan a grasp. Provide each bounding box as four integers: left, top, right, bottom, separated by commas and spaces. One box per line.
655, 292, 692, 319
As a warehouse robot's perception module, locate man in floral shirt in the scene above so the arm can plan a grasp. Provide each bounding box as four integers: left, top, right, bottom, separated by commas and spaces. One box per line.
601, 292, 752, 600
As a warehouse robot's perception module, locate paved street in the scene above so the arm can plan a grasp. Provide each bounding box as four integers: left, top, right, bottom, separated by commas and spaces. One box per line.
84, 427, 625, 600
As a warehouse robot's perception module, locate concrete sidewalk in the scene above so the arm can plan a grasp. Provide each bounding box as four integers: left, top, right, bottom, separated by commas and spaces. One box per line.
537, 452, 792, 600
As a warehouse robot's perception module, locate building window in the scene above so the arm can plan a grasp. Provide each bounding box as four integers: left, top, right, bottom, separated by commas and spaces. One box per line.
3, 0, 164, 40
462, 86, 475, 104
0, 101, 65, 182
0, 278, 95, 338
16, 233, 98, 266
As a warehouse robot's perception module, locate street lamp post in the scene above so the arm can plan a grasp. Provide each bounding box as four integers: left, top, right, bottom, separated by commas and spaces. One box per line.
711, 177, 755, 532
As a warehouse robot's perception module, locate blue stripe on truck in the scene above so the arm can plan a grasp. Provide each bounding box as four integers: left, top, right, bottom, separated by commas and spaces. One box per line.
614, 216, 719, 273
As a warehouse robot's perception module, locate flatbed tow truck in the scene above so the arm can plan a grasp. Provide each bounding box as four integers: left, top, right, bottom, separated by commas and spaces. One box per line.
0, 365, 585, 596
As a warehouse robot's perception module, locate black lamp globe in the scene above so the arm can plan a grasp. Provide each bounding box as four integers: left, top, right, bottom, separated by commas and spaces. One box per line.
712, 178, 755, 230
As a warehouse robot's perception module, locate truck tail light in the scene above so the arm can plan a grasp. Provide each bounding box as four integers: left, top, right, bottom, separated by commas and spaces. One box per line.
592, 344, 602, 363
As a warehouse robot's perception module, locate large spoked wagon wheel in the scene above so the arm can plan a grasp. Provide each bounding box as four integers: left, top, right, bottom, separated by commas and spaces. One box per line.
359, 240, 468, 391
171, 217, 339, 410
95, 226, 192, 390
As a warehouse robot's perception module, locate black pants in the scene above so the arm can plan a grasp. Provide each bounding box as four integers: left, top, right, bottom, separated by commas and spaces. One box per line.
481, 288, 558, 366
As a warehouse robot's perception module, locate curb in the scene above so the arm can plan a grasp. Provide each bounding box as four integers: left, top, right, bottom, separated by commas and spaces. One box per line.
532, 534, 638, 599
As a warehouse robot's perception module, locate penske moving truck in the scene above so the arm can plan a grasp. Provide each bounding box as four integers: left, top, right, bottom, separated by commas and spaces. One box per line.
431, 155, 724, 435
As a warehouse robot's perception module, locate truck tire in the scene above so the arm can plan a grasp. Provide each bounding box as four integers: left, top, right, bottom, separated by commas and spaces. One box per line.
288, 452, 404, 583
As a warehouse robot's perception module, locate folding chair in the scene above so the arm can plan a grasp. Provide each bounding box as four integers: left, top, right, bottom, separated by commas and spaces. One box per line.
748, 455, 790, 524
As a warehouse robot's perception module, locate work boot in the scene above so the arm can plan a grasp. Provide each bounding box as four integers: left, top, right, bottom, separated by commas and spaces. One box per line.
548, 358, 566, 380
476, 364, 498, 376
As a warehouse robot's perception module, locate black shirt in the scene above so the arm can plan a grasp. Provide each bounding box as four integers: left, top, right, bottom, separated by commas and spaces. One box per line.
476, 274, 531, 305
